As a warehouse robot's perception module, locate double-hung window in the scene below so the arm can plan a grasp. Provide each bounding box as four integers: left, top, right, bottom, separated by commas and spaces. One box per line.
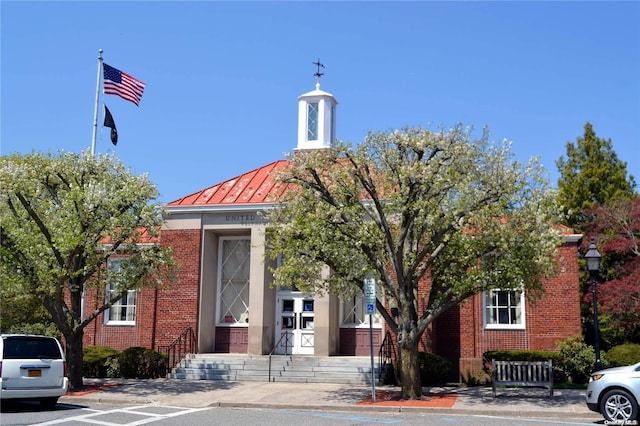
484, 289, 525, 329
105, 259, 137, 325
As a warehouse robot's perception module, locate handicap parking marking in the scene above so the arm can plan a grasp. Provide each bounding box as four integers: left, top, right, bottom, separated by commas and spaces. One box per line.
33, 404, 210, 425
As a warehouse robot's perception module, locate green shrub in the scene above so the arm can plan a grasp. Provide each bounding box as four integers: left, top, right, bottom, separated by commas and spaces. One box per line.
105, 357, 120, 378
118, 347, 167, 379
483, 350, 561, 364
606, 343, 640, 367
83, 346, 120, 378
557, 336, 608, 384
417, 352, 452, 385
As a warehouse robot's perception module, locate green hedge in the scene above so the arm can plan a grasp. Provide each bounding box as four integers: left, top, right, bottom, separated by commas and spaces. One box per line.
483, 350, 561, 370
118, 347, 167, 379
83, 346, 120, 378
606, 343, 640, 367
418, 352, 452, 385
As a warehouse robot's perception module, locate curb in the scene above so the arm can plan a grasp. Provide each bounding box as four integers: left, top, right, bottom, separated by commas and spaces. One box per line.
219, 402, 602, 421
213, 402, 601, 419
60, 396, 602, 420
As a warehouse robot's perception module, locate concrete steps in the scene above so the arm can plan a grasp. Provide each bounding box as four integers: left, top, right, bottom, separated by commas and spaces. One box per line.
169, 354, 378, 385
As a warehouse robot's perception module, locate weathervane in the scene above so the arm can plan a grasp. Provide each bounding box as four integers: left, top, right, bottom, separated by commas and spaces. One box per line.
313, 58, 324, 89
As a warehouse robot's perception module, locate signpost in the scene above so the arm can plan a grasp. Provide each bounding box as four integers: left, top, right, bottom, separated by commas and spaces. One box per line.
364, 277, 376, 402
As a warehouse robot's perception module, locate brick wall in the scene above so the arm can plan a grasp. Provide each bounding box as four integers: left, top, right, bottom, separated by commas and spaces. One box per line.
152, 229, 202, 349
83, 228, 202, 352
82, 285, 157, 350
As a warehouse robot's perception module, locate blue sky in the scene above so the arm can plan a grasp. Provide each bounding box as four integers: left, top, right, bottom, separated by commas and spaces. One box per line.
2, 1, 638, 204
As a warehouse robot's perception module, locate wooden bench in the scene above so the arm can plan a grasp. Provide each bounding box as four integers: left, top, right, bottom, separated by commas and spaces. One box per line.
491, 359, 554, 398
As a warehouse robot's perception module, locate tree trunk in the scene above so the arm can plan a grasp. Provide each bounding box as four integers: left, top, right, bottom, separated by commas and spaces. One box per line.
398, 340, 422, 399
64, 332, 84, 390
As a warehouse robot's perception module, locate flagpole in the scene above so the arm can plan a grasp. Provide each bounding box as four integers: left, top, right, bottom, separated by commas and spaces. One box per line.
91, 49, 104, 155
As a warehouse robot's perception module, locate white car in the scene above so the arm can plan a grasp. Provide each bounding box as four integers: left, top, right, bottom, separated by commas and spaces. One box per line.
0, 334, 69, 408
586, 362, 640, 423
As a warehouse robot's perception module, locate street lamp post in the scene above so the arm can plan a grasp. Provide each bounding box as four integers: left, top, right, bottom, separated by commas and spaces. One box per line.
585, 237, 603, 372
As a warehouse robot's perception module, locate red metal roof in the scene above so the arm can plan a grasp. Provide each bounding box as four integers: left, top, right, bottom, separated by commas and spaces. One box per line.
167, 160, 293, 207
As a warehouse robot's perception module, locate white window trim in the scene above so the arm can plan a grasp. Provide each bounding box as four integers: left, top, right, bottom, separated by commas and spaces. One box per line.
483, 288, 526, 330
104, 259, 137, 326
216, 236, 251, 327
104, 289, 137, 326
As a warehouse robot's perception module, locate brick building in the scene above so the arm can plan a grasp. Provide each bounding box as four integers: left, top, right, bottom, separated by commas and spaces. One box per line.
83, 79, 583, 380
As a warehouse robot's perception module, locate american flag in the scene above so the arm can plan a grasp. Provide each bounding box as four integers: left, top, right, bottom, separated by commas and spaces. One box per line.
103, 63, 146, 106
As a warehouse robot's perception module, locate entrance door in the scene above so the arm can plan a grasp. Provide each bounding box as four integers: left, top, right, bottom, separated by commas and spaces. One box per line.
275, 295, 314, 355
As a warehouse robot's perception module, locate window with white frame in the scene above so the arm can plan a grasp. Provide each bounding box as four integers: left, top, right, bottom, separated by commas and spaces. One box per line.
341, 291, 383, 327
105, 259, 137, 325
484, 289, 525, 329
217, 237, 250, 325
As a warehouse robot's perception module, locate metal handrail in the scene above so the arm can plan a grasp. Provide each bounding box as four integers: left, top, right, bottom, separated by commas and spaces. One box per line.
158, 326, 198, 376
268, 331, 291, 382
377, 330, 397, 385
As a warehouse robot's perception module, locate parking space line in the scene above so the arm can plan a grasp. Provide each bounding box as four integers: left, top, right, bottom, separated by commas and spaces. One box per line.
32, 405, 210, 426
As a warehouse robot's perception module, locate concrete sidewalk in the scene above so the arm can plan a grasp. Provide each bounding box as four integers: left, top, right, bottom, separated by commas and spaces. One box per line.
60, 378, 602, 421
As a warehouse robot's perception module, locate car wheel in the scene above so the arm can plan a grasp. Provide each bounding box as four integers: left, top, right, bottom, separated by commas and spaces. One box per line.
600, 389, 638, 422
40, 397, 59, 409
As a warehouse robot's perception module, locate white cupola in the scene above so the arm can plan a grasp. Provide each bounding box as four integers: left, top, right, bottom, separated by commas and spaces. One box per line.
296, 60, 338, 150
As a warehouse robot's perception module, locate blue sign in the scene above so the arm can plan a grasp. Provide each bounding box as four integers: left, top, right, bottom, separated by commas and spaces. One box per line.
366, 302, 375, 315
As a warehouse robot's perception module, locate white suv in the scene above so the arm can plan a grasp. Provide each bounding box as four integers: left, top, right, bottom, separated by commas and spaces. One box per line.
586, 362, 640, 423
0, 334, 69, 408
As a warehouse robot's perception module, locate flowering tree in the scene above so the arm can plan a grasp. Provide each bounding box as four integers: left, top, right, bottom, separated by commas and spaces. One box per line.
0, 151, 175, 388
265, 125, 563, 399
